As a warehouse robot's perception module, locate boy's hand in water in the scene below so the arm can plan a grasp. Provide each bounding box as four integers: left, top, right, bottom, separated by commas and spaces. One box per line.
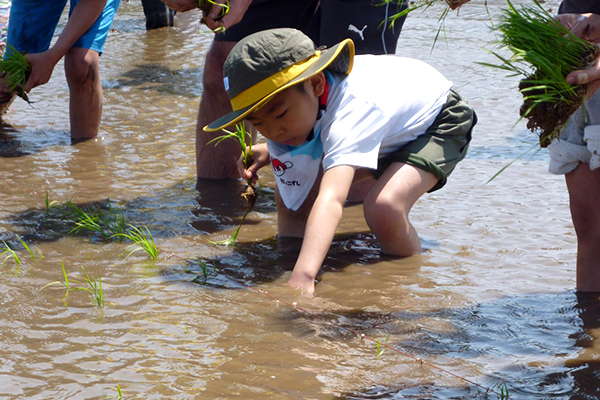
287, 271, 315, 295
237, 142, 269, 184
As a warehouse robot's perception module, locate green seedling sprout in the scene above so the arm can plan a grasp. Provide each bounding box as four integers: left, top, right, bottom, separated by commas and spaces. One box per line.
480, 0, 599, 146
80, 266, 105, 307
66, 199, 127, 239
116, 384, 122, 399
498, 383, 510, 399
0, 44, 32, 104
16, 235, 43, 261
383, 0, 480, 51
375, 333, 391, 357
112, 225, 159, 260
1, 240, 20, 266
198, 0, 230, 33
42, 262, 104, 307
44, 190, 58, 214
208, 122, 256, 246
66, 200, 107, 238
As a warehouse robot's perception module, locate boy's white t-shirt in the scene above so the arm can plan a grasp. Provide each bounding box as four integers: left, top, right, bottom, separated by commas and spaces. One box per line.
267, 55, 453, 211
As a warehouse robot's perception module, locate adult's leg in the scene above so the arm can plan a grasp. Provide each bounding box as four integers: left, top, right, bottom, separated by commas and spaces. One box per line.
363, 162, 437, 256
565, 163, 600, 292
65, 47, 102, 139
195, 0, 319, 179
196, 40, 240, 179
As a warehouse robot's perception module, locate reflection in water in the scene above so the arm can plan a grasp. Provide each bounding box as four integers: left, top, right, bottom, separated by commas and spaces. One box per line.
1, 0, 599, 398
568, 293, 600, 400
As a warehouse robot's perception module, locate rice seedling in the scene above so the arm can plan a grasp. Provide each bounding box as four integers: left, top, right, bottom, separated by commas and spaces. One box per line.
209, 224, 241, 246
1, 240, 20, 266
66, 200, 108, 238
208, 122, 256, 245
375, 333, 391, 357
44, 190, 58, 214
80, 266, 105, 307
498, 383, 510, 399
198, 0, 230, 33
42, 262, 105, 307
16, 235, 43, 261
194, 258, 217, 284
42, 261, 71, 298
116, 384, 122, 399
383, 0, 480, 49
480, 0, 600, 147
0, 44, 31, 104
112, 225, 159, 260
66, 199, 127, 240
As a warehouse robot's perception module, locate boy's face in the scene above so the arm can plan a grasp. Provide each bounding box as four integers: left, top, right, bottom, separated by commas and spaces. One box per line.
246, 74, 325, 146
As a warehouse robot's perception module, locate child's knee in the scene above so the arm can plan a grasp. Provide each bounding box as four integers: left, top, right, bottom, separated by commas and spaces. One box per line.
64, 50, 99, 86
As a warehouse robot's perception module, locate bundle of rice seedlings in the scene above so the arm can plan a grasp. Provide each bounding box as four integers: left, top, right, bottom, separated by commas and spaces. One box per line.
0, 43, 31, 105
482, 0, 600, 147
198, 0, 230, 32
384, 0, 477, 47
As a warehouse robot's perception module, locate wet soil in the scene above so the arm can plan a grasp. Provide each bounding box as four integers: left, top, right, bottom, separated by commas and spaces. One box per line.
519, 46, 600, 147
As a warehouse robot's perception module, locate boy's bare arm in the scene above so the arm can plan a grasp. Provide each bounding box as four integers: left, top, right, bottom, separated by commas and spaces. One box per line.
288, 165, 356, 294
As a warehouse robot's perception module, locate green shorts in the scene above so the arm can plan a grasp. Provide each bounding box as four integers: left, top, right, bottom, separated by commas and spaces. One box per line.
373, 89, 477, 192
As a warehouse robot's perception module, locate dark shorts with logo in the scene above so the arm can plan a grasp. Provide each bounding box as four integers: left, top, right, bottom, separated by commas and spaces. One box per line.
215, 0, 407, 55
373, 89, 477, 192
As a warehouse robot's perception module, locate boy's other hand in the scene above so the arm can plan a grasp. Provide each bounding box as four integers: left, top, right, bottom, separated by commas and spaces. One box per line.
287, 271, 315, 295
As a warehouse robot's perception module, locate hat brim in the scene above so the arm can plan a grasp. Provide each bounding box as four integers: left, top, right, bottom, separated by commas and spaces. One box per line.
204, 38, 355, 132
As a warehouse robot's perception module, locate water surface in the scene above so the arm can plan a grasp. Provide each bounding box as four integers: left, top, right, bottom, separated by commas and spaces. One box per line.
1, 1, 599, 399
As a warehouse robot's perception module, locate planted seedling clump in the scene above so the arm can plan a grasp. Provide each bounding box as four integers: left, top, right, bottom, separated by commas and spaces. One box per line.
484, 0, 600, 147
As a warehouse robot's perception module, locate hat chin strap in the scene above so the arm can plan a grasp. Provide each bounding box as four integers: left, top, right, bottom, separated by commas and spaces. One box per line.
229, 51, 322, 111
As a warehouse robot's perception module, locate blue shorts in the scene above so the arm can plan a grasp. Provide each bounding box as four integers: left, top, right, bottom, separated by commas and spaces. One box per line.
6, 0, 120, 55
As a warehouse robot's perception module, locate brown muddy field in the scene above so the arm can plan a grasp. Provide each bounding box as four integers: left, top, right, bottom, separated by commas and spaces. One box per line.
1, 1, 598, 399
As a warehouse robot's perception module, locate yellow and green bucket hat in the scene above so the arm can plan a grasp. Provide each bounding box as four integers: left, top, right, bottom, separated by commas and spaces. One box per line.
204, 28, 355, 132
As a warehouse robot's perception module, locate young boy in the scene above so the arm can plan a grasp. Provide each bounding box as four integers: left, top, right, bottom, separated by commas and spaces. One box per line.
205, 28, 477, 294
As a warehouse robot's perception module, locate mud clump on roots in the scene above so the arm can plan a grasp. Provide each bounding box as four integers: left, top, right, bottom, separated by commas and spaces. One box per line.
519, 47, 600, 148
241, 184, 257, 213
519, 80, 585, 147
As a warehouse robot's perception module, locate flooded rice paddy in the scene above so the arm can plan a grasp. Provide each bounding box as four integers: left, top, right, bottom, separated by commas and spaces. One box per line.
1, 1, 599, 399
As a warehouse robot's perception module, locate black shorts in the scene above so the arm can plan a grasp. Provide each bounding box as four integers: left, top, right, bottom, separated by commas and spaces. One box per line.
215, 0, 408, 55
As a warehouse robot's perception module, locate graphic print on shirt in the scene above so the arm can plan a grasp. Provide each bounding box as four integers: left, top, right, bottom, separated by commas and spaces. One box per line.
270, 157, 293, 177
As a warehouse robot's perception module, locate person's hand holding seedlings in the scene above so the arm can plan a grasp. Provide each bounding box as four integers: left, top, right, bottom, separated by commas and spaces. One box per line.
558, 13, 600, 97
23, 50, 61, 93
237, 142, 269, 185
557, 13, 600, 43
202, 0, 251, 32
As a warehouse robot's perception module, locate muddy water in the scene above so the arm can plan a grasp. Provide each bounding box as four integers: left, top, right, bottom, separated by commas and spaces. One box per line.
0, 1, 598, 399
